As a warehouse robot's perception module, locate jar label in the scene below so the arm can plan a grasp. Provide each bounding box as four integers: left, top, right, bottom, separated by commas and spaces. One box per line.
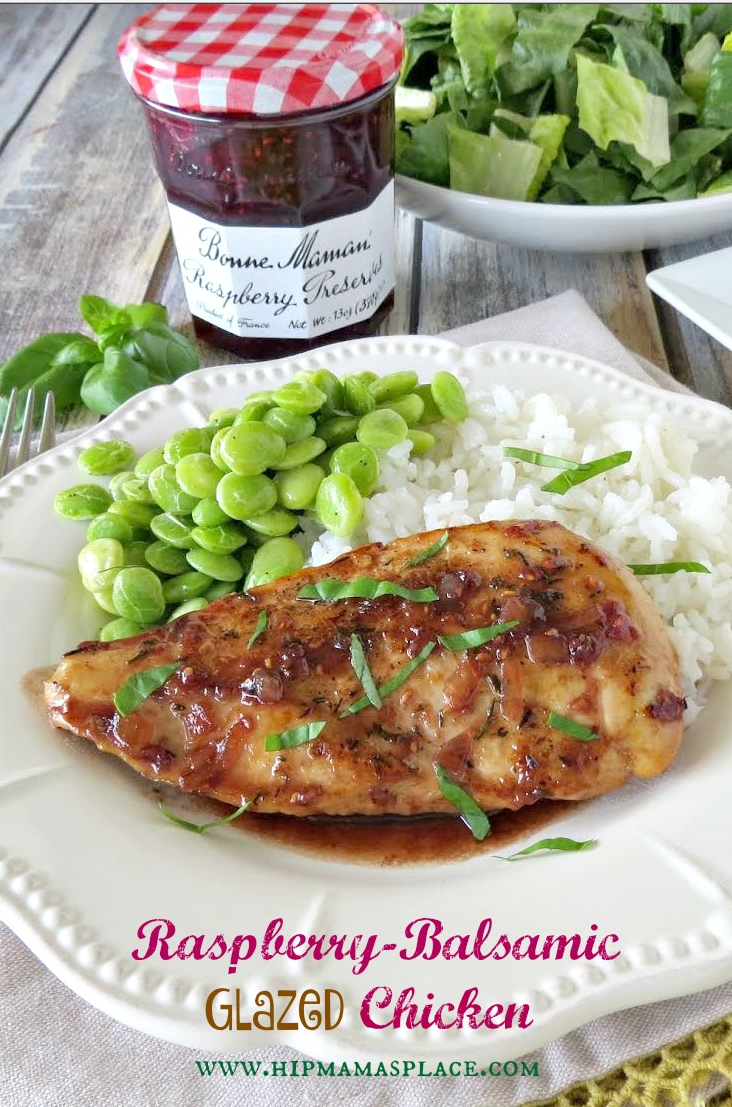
167, 182, 395, 340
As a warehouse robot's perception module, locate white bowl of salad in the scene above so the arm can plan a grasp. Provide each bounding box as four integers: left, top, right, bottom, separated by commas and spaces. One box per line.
395, 3, 732, 252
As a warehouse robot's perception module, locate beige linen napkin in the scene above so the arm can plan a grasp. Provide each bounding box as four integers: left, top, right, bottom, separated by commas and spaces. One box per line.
2, 290, 727, 1107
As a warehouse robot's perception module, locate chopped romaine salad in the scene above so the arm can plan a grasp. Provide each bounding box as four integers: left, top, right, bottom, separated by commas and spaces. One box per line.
396, 3, 732, 204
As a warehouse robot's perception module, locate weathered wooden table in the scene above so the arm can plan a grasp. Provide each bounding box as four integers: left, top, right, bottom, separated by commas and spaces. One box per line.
2, 3, 732, 406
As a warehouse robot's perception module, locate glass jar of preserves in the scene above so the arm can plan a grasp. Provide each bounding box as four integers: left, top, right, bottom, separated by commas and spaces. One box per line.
118, 3, 404, 359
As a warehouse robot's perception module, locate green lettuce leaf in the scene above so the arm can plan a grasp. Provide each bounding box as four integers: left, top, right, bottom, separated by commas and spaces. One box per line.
492, 110, 571, 198
682, 68, 712, 106
448, 124, 543, 200
550, 152, 635, 203
606, 25, 696, 114
465, 100, 499, 134
395, 86, 438, 125
451, 3, 516, 96
685, 31, 721, 73
699, 167, 732, 195
498, 5, 598, 94
527, 113, 571, 198
692, 6, 732, 43
397, 111, 465, 186
632, 173, 697, 200
400, 5, 453, 85
576, 53, 671, 166
649, 126, 730, 189
703, 35, 732, 126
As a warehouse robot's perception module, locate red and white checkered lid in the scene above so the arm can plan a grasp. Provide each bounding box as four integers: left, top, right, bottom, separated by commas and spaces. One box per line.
118, 3, 403, 115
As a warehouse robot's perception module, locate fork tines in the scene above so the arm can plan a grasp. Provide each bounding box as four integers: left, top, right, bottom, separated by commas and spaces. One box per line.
0, 389, 57, 478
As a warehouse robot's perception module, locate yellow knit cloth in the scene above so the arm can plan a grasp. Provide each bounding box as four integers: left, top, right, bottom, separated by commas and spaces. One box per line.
525, 1015, 732, 1107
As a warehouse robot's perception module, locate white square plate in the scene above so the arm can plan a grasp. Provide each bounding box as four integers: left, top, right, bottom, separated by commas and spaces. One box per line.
646, 246, 732, 353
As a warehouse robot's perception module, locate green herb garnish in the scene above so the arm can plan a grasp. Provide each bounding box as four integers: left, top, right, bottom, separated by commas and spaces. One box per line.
113, 661, 181, 717
439, 620, 520, 650
541, 451, 632, 494
247, 610, 268, 647
0, 295, 198, 428
159, 799, 251, 835
503, 447, 582, 470
498, 837, 597, 861
404, 531, 449, 568
349, 634, 381, 708
298, 577, 438, 603
547, 711, 599, 742
630, 562, 711, 576
264, 720, 327, 752
434, 764, 491, 841
340, 641, 436, 717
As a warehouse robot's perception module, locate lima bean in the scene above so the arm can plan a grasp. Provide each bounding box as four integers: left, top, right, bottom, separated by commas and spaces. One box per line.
246, 537, 304, 587
54, 484, 113, 521
315, 473, 363, 537
162, 571, 213, 604
186, 548, 244, 582
78, 440, 135, 476
216, 472, 277, 520
356, 409, 408, 450
112, 567, 166, 623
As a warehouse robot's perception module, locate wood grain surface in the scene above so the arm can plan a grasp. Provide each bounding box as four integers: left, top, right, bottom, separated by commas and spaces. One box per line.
1, 3, 731, 404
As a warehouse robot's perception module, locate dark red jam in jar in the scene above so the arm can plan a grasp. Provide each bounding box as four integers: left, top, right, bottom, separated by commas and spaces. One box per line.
118, 3, 404, 359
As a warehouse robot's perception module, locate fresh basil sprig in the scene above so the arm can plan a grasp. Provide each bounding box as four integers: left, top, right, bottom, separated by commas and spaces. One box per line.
404, 531, 449, 568
349, 633, 382, 708
159, 799, 251, 835
503, 447, 582, 470
340, 641, 436, 717
264, 721, 327, 752
247, 610, 268, 647
113, 661, 181, 717
0, 295, 199, 424
438, 620, 520, 650
541, 451, 632, 494
630, 561, 711, 576
498, 837, 597, 861
503, 445, 633, 495
547, 711, 599, 742
434, 764, 491, 841
298, 577, 438, 603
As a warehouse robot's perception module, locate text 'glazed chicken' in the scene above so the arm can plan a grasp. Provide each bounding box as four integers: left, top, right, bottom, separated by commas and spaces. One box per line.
46, 521, 685, 821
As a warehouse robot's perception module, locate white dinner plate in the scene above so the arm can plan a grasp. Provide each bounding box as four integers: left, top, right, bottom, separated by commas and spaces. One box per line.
646, 246, 732, 353
2, 336, 732, 1065
396, 174, 732, 252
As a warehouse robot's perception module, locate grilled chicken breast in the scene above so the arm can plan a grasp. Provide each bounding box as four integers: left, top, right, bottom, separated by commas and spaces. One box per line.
46, 521, 685, 818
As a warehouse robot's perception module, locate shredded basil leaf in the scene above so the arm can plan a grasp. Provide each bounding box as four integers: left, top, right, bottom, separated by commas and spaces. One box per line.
438, 620, 519, 650
247, 609, 267, 647
159, 799, 251, 835
349, 633, 381, 708
541, 451, 632, 494
630, 562, 711, 576
547, 711, 599, 742
113, 661, 181, 717
340, 641, 436, 717
434, 764, 491, 841
264, 720, 327, 752
298, 577, 438, 603
404, 531, 449, 568
503, 447, 582, 470
498, 837, 597, 861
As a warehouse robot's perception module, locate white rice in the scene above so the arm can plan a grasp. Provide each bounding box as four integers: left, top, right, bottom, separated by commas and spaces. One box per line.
296, 381, 732, 722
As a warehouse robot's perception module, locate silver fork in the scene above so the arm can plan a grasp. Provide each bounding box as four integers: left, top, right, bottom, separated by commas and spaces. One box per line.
0, 389, 56, 478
